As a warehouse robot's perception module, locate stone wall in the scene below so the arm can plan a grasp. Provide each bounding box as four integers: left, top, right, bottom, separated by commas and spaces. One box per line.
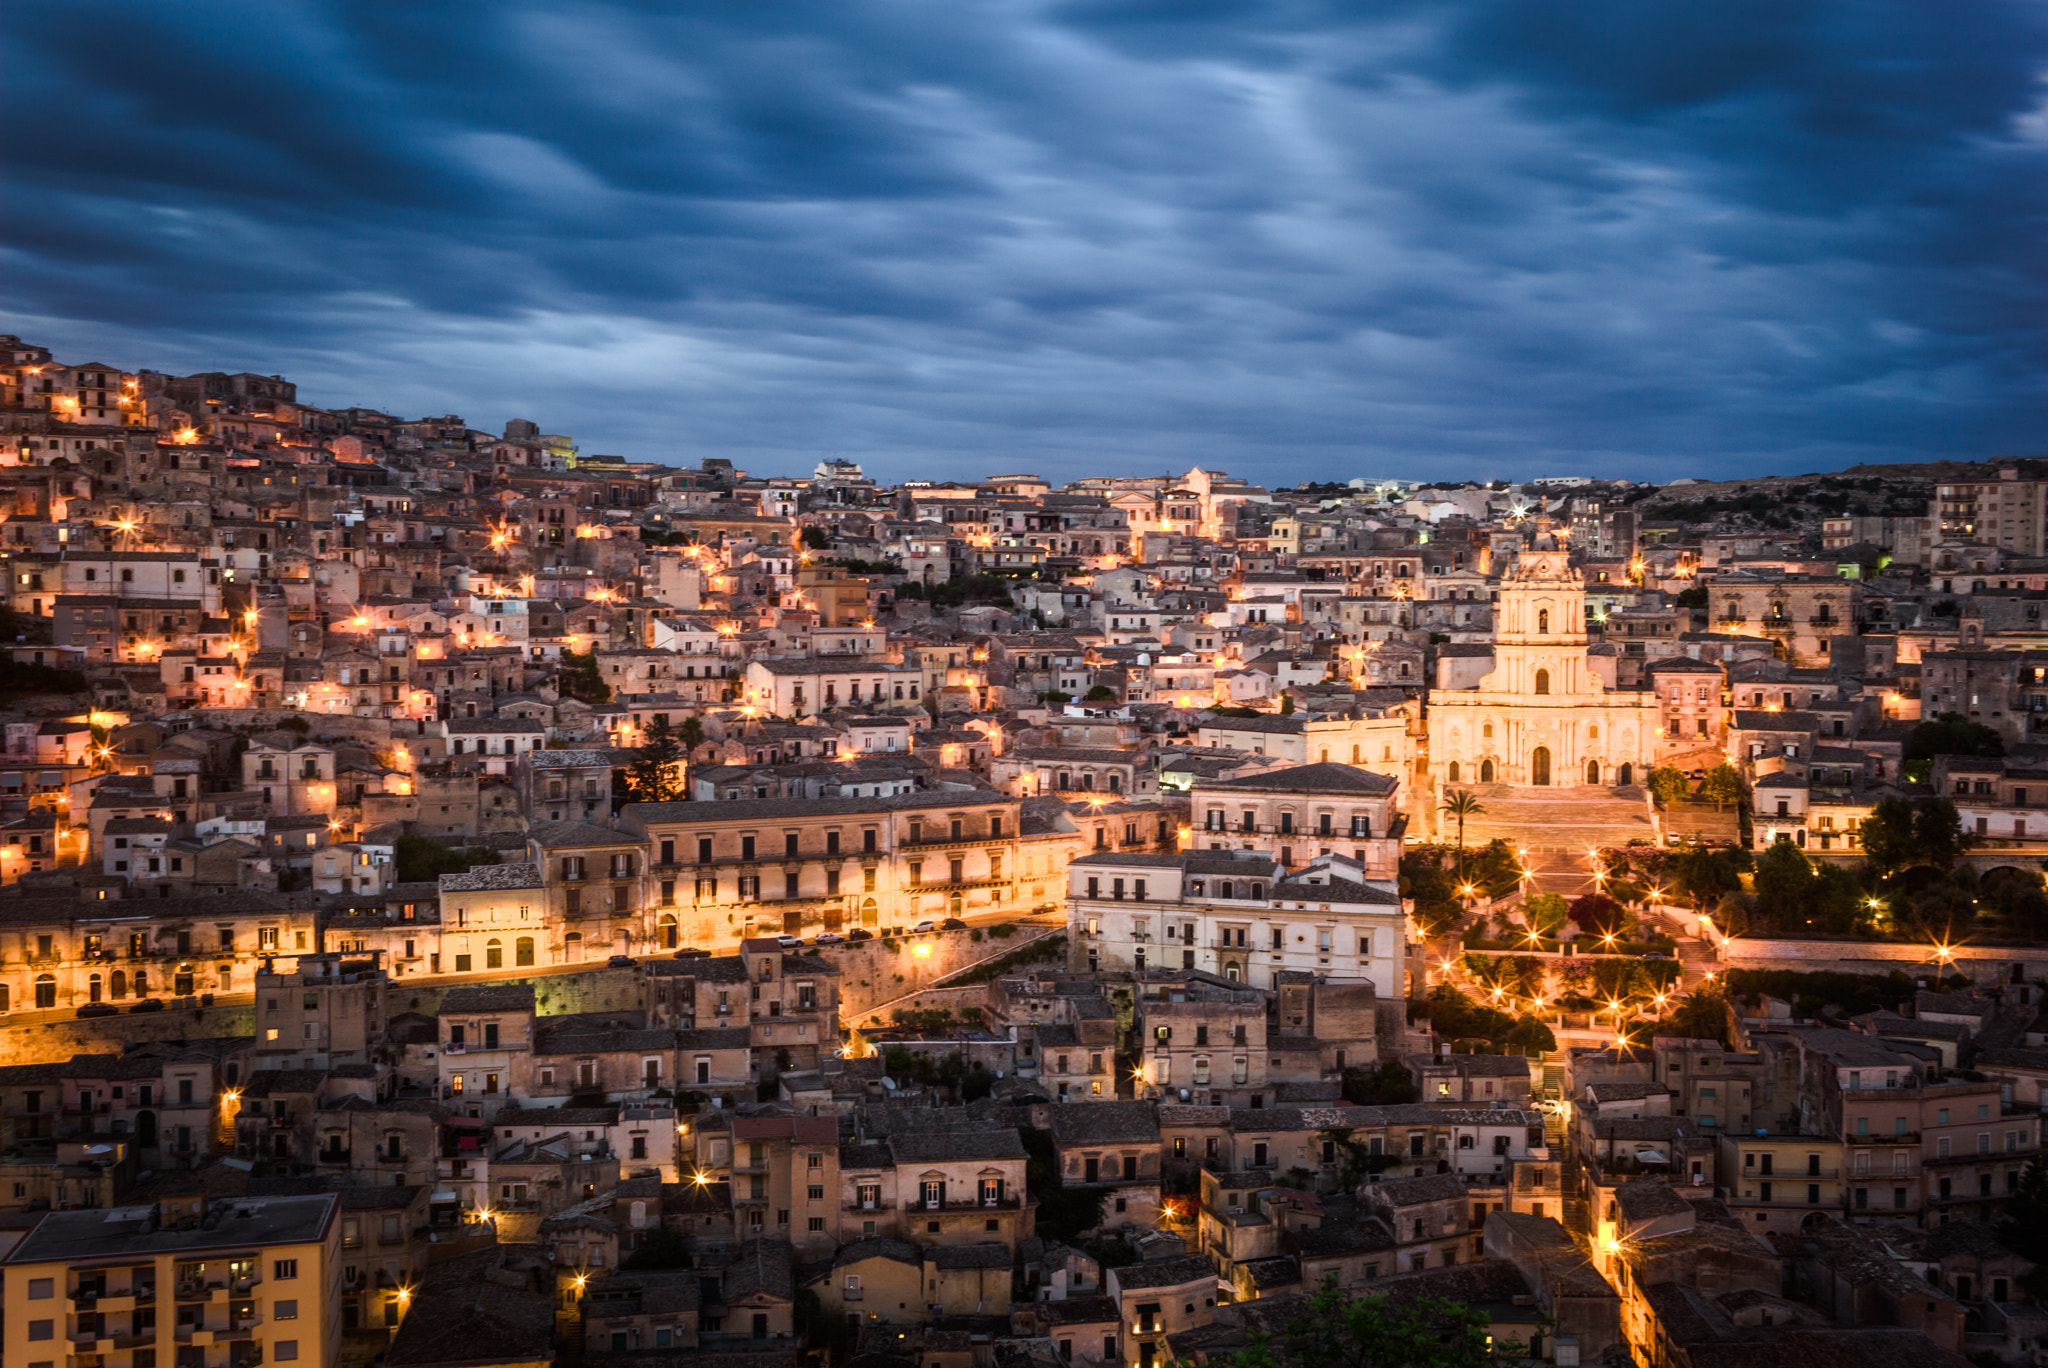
1719, 937, 2048, 982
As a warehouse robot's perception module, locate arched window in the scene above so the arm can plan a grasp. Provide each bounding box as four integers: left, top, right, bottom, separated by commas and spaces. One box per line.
862, 898, 879, 926
111, 969, 126, 999
564, 931, 583, 960
88, 973, 102, 1003
1448, 761, 1461, 782
659, 914, 679, 950
1534, 669, 1550, 695
949, 894, 964, 917
1480, 759, 1495, 782
485, 939, 504, 970
34, 973, 56, 1009
1586, 760, 1600, 785
515, 936, 535, 967
1588, 725, 1599, 739
1320, 749, 1329, 763
1537, 608, 1550, 633
1483, 723, 1494, 738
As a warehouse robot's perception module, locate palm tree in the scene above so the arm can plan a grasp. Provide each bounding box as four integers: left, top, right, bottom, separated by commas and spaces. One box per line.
1440, 789, 1485, 880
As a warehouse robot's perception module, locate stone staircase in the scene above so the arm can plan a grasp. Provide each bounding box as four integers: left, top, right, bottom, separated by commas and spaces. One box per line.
1455, 784, 1660, 852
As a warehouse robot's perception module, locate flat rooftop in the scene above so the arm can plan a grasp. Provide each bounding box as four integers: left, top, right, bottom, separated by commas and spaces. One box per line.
6, 1195, 337, 1265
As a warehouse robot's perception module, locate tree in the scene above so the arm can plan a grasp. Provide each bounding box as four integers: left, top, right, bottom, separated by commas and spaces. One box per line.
1521, 892, 1570, 939
1859, 795, 1920, 879
1999, 1154, 2048, 1298
1567, 893, 1630, 940
394, 835, 498, 885
1202, 1283, 1516, 1368
1905, 712, 2005, 783
1913, 795, 1971, 871
1648, 765, 1690, 807
1861, 794, 1972, 878
557, 647, 612, 704
619, 1227, 691, 1270
1701, 762, 1747, 812
1279, 692, 1295, 715
795, 1285, 855, 1362
1439, 791, 1484, 878
626, 717, 686, 803
1082, 684, 1119, 701
1340, 1061, 1420, 1107
1505, 1015, 1557, 1057
1747, 841, 1866, 935
799, 525, 830, 550
1671, 844, 1745, 911
1022, 1126, 1106, 1242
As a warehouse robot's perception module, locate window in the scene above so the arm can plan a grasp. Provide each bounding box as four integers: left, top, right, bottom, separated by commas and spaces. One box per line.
274, 1259, 298, 1280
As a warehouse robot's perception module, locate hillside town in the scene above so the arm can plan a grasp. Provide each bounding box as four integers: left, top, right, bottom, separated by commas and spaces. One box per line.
6, 334, 2048, 1368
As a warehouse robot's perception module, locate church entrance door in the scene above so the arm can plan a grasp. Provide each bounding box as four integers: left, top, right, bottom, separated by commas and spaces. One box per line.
1531, 746, 1551, 786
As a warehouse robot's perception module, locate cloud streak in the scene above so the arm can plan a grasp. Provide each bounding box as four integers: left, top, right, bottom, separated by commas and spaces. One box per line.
4, 0, 2044, 484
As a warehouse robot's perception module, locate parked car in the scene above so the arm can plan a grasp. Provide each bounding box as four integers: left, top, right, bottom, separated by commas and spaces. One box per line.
776, 934, 804, 950
607, 955, 637, 968
940, 917, 968, 930
846, 928, 874, 943
911, 920, 937, 934
814, 932, 846, 946
128, 998, 165, 1013
674, 947, 711, 960
76, 1002, 120, 1019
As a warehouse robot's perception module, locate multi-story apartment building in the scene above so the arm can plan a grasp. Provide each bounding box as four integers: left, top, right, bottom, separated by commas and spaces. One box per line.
1134, 978, 1273, 1107
1, 1192, 343, 1368
252, 953, 388, 1072
1933, 466, 2048, 555
0, 890, 318, 1015
1187, 762, 1405, 876
1706, 570, 1861, 669
1068, 849, 1406, 997
1791, 1028, 2039, 1227
626, 790, 1027, 944
1715, 1132, 1844, 1234
835, 1129, 1033, 1250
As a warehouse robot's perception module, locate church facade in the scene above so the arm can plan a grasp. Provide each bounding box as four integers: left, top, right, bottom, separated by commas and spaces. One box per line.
1425, 548, 1659, 797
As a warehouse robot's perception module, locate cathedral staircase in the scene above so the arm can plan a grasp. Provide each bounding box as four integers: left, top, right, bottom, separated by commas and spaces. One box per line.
1454, 784, 1660, 853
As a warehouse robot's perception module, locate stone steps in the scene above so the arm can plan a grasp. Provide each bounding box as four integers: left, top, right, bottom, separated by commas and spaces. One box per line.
1447, 784, 1659, 852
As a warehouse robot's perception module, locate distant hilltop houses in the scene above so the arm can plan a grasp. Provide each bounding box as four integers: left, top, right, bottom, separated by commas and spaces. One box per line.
0, 330, 2038, 1368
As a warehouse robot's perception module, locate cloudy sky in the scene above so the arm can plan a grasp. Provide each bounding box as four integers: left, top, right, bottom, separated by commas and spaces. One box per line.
6, 1, 2046, 487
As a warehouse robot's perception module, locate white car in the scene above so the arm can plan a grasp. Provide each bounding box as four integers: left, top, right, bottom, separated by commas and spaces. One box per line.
814, 932, 846, 946
775, 934, 803, 950
911, 920, 937, 934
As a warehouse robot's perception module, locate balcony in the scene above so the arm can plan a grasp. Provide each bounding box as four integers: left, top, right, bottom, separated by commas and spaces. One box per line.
1729, 1192, 1840, 1208
910, 1195, 1024, 1212
843, 1199, 896, 1212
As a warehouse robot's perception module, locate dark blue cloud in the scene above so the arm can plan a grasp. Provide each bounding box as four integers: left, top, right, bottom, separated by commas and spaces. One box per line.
3, 0, 2044, 484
